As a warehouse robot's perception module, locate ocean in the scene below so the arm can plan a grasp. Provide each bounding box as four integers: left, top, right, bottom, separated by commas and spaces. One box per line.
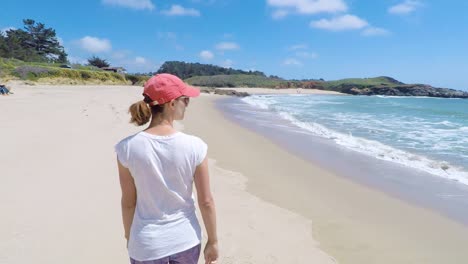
239, 94, 468, 186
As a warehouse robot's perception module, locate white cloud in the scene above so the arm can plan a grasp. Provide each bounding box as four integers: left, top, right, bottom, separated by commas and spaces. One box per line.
361, 27, 390, 36
162, 5, 200, 16
221, 59, 234, 68
102, 0, 155, 10
283, 58, 303, 66
311, 14, 368, 31
295, 51, 318, 59
78, 36, 112, 53
215, 42, 240, 51
388, 0, 422, 15
199, 50, 214, 60
267, 0, 347, 17
272, 10, 289, 19
135, 56, 147, 64
289, 44, 308, 50
175, 44, 184, 51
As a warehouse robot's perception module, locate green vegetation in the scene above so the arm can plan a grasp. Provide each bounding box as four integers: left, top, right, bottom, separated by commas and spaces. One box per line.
0, 58, 135, 85
0, 19, 137, 85
184, 73, 412, 91
0, 57, 94, 72
0, 19, 67, 63
320, 76, 404, 91
13, 66, 125, 82
125, 74, 150, 85
157, 61, 267, 79
158, 61, 410, 91
87, 56, 110, 68
175, 63, 407, 90
0, 57, 413, 90
185, 74, 283, 88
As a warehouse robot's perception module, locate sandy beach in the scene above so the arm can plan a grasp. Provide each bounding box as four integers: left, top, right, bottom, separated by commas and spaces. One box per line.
2, 84, 468, 264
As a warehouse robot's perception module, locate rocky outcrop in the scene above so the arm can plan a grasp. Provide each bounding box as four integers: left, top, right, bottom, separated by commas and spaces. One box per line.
214, 89, 250, 97
340, 84, 468, 98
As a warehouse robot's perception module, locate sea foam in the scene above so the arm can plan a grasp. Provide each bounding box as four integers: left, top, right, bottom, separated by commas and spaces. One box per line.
241, 95, 468, 186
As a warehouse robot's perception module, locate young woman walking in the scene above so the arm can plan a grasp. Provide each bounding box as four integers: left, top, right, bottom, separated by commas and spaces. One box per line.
115, 73, 218, 264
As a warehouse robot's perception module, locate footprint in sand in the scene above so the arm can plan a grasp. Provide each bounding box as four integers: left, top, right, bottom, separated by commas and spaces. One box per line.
109, 104, 121, 121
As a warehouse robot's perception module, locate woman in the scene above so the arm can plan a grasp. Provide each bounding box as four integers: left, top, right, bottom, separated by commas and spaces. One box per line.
115, 73, 218, 264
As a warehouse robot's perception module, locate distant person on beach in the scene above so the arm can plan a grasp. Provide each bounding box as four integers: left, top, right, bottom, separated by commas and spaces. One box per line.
0, 84, 11, 95
115, 73, 218, 264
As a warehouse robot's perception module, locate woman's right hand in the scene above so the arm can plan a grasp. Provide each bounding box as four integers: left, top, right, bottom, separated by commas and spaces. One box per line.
204, 241, 219, 264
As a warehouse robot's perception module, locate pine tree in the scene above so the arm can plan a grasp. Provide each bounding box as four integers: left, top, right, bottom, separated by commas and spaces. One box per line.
0, 19, 68, 62
87, 56, 110, 68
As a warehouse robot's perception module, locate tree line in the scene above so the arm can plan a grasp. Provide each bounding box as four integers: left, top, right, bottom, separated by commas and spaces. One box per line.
156, 61, 267, 79
0, 19, 67, 63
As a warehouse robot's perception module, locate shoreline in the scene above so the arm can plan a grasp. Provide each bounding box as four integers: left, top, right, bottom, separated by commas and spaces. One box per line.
218, 96, 468, 226
215, 87, 346, 95
184, 94, 468, 264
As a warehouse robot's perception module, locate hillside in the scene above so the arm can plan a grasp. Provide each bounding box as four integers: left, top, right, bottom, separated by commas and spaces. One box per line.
185, 74, 283, 88
156, 61, 267, 79
185, 74, 468, 98
0, 58, 149, 85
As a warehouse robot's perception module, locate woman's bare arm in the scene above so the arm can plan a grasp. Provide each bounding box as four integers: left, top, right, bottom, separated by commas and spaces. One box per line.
117, 159, 137, 243
194, 157, 219, 263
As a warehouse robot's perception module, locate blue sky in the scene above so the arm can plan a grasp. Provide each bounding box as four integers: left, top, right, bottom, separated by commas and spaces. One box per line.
1, 0, 468, 90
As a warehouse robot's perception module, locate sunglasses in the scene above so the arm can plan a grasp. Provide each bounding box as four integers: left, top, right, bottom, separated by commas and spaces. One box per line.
177, 96, 190, 106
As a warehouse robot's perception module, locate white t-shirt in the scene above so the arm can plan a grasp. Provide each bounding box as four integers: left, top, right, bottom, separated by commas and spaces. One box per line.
115, 131, 208, 261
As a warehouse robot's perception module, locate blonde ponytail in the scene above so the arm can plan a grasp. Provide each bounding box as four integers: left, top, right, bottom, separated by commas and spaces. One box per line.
129, 100, 151, 126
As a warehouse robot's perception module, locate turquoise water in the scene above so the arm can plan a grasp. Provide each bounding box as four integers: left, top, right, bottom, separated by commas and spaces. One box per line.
242, 95, 468, 185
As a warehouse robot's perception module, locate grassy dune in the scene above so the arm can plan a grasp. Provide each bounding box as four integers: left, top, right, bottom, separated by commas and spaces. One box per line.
0, 58, 149, 85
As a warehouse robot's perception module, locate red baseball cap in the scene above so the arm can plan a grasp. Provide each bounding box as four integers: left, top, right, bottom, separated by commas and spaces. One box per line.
143, 73, 200, 105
